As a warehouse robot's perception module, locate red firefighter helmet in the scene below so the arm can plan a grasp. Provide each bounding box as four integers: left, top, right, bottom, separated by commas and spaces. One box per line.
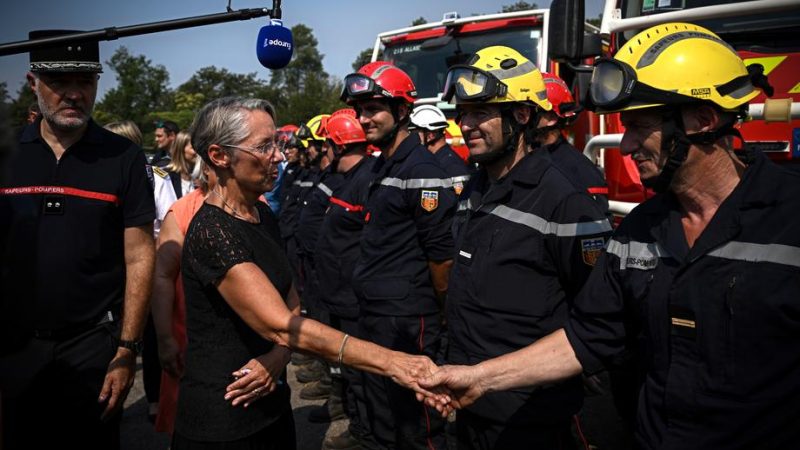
341, 61, 417, 105
324, 109, 366, 146
541, 72, 581, 123
276, 124, 299, 143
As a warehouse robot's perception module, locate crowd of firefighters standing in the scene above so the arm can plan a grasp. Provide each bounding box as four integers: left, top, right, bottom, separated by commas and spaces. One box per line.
2, 20, 800, 450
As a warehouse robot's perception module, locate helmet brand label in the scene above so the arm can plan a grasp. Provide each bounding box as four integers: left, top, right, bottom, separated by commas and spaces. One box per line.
691, 87, 711, 97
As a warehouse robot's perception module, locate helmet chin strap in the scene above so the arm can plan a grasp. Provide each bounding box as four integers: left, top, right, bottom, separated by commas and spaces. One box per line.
309, 143, 324, 167
373, 101, 408, 148
649, 107, 744, 194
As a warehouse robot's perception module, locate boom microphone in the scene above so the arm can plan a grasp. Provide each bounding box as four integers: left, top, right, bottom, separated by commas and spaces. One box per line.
256, 19, 293, 69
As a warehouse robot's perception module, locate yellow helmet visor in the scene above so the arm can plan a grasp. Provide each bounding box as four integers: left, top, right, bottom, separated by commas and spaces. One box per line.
442, 66, 508, 103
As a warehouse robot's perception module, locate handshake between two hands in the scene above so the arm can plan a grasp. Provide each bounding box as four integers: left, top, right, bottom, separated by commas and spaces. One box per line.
221, 348, 487, 416
388, 352, 487, 418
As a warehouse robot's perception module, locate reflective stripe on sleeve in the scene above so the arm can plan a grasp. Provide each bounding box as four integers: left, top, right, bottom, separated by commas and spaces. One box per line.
298, 181, 314, 188
456, 201, 610, 237
487, 204, 612, 237
379, 177, 453, 189
317, 183, 333, 197
606, 239, 670, 270
708, 241, 800, 269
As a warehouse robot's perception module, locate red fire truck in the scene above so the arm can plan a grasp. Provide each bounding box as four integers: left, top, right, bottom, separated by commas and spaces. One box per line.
372, 2, 800, 219
370, 8, 599, 162
550, 0, 800, 217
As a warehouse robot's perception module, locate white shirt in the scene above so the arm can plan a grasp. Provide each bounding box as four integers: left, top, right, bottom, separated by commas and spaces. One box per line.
152, 167, 178, 239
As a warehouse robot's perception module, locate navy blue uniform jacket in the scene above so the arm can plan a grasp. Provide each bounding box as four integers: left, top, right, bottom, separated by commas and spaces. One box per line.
352, 133, 456, 317
448, 149, 612, 424
565, 150, 800, 449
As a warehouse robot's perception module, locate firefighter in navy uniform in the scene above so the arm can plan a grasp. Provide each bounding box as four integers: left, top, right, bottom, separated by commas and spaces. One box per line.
342, 61, 456, 450
0, 30, 155, 450
277, 129, 307, 284
441, 46, 612, 450
536, 72, 610, 217
419, 23, 799, 450
409, 104, 471, 196
294, 113, 339, 325
277, 127, 303, 209
314, 108, 380, 450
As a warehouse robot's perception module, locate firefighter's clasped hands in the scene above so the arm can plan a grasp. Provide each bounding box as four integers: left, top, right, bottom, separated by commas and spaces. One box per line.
409, 363, 490, 418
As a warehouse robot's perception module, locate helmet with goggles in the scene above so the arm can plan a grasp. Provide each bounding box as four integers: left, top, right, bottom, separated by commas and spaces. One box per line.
409, 105, 449, 132
442, 46, 552, 111
588, 23, 771, 115
277, 124, 299, 143
541, 72, 581, 124
324, 109, 366, 146
341, 61, 417, 105
296, 114, 330, 148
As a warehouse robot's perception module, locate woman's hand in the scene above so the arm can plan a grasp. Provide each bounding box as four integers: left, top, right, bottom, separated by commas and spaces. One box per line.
385, 351, 444, 398
224, 345, 291, 408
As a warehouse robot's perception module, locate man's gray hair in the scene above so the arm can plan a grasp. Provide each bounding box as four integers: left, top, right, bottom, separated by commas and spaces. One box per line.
190, 97, 276, 165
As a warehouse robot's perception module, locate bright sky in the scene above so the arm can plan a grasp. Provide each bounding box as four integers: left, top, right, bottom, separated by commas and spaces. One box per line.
0, 0, 603, 99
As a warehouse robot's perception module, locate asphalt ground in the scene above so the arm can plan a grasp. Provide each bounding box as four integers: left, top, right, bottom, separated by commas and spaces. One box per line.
121, 357, 632, 450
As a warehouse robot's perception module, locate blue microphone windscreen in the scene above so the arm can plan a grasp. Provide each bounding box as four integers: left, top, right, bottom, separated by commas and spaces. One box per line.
257, 19, 293, 70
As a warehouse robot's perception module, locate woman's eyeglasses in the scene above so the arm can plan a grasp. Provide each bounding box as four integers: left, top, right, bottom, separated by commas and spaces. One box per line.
219, 141, 284, 157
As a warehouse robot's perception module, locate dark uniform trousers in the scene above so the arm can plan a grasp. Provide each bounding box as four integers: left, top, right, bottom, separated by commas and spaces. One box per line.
0, 321, 122, 450
315, 157, 381, 446
327, 314, 375, 446
448, 150, 612, 450
565, 150, 800, 449
352, 134, 456, 450
278, 165, 311, 297
297, 167, 343, 325
360, 314, 445, 450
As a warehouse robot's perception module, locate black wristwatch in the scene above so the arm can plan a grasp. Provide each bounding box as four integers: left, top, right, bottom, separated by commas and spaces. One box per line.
118, 338, 144, 355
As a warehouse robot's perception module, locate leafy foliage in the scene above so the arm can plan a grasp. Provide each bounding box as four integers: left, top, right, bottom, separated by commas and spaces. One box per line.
501, 1, 538, 12
178, 66, 268, 101
411, 16, 428, 26
266, 24, 344, 126
352, 48, 374, 72
96, 47, 173, 128
6, 80, 36, 132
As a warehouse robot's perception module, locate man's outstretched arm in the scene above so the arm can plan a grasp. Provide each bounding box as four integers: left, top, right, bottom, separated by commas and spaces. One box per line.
418, 328, 583, 415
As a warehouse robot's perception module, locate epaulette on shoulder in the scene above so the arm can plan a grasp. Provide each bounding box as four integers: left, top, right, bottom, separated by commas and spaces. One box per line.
151, 166, 169, 179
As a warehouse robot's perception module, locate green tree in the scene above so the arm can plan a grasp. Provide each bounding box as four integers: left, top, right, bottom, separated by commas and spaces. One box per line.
0, 82, 9, 105
269, 24, 326, 94
267, 24, 344, 125
96, 46, 173, 127
352, 48, 373, 72
148, 91, 206, 132
178, 66, 269, 101
587, 14, 603, 27
7, 80, 36, 131
411, 16, 427, 26
501, 1, 538, 12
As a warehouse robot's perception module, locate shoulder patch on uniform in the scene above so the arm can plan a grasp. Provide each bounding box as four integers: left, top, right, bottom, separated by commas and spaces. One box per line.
151, 166, 169, 179
581, 237, 605, 266
421, 190, 439, 212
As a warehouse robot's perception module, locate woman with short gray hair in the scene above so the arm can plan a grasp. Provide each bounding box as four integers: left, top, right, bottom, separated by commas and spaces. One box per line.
174, 97, 438, 450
